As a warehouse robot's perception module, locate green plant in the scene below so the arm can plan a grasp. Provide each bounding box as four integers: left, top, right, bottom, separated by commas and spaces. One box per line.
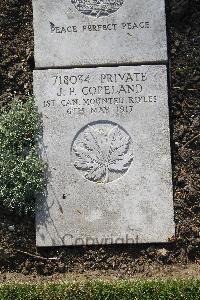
0, 98, 45, 215
0, 280, 199, 300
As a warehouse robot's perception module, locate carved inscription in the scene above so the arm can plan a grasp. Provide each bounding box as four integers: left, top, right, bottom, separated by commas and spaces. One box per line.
43, 70, 158, 116
71, 0, 124, 18
50, 21, 151, 34
72, 121, 133, 183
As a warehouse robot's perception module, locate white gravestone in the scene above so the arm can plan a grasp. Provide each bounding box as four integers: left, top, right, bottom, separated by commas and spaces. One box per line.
32, 0, 168, 68
34, 65, 174, 247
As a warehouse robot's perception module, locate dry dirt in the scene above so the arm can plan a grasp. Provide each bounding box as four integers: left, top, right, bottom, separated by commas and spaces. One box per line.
0, 0, 200, 282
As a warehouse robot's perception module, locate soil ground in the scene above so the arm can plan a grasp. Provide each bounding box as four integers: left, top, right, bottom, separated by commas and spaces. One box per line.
0, 0, 200, 282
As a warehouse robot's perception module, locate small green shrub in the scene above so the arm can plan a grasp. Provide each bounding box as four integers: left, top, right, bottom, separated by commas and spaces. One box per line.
0, 98, 45, 215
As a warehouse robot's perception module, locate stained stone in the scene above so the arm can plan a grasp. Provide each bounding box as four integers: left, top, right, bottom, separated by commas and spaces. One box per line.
32, 0, 168, 68
34, 65, 174, 247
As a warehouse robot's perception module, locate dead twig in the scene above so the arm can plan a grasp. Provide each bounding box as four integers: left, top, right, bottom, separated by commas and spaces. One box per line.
181, 134, 200, 149
15, 249, 59, 261
172, 86, 182, 89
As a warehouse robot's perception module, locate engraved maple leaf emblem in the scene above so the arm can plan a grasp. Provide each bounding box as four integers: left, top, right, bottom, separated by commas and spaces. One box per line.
73, 125, 133, 183
72, 0, 124, 18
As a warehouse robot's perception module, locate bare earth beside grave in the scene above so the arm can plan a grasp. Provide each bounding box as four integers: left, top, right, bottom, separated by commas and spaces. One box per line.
0, 0, 199, 281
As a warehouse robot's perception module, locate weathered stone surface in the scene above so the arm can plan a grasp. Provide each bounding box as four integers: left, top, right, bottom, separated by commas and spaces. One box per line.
34, 65, 174, 247
32, 0, 168, 68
